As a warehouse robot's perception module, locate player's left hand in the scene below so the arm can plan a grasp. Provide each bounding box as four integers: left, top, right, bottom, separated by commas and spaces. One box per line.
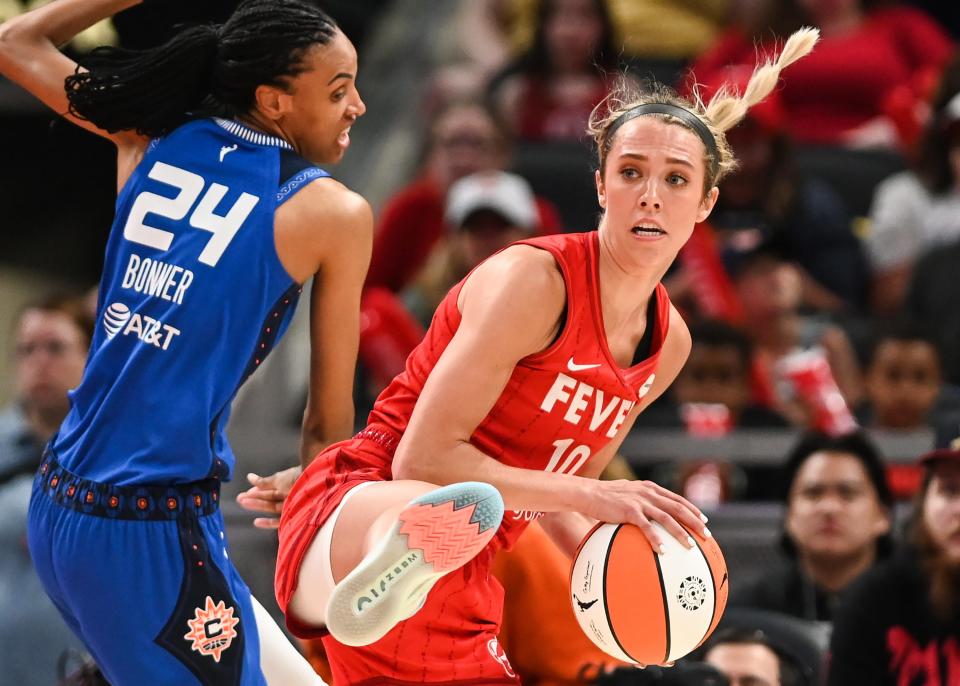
235, 466, 301, 529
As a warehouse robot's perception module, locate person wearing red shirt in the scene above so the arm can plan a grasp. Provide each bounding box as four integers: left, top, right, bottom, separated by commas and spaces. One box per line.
691, 0, 952, 148
366, 97, 562, 293
241, 30, 820, 684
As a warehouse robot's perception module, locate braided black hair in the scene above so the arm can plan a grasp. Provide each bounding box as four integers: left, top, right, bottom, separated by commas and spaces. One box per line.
65, 0, 338, 138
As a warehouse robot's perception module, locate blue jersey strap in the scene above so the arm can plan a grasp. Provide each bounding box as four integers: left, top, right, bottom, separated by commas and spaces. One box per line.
277, 148, 330, 207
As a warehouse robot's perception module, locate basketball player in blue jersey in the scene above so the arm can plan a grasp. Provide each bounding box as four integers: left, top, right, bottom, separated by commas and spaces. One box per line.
0, 0, 371, 683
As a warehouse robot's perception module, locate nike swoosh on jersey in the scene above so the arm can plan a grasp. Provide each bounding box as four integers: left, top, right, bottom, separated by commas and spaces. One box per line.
567, 357, 602, 372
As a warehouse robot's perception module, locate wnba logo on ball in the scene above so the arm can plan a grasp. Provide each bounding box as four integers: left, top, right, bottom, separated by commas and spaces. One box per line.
677, 576, 707, 611
103, 302, 131, 338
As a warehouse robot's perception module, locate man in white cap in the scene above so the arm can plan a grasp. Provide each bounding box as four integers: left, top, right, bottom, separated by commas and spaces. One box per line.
444, 169, 541, 268
405, 170, 545, 324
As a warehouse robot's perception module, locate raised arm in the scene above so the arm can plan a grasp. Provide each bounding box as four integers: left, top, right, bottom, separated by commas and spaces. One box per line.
392, 246, 706, 550
0, 0, 146, 154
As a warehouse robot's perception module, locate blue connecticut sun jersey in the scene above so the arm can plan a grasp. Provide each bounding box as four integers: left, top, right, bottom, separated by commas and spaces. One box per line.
52, 118, 329, 485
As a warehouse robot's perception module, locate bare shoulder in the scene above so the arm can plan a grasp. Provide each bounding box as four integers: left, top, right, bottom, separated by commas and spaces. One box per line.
287, 177, 372, 235
277, 177, 372, 251
665, 305, 692, 359
458, 244, 567, 353
462, 244, 566, 312
273, 177, 372, 282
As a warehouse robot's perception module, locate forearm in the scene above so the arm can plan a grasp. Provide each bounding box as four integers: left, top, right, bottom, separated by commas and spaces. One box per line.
393, 439, 595, 515
299, 416, 354, 469
0, 0, 139, 48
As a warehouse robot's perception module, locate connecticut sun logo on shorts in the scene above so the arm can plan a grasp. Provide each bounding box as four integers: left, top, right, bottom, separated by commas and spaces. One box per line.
183, 596, 240, 662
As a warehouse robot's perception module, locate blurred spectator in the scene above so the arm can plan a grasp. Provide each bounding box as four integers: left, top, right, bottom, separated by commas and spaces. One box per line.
606, 0, 727, 64
491, 522, 624, 684
635, 319, 790, 505
701, 79, 866, 311
487, 0, 620, 142
0, 295, 91, 482
859, 320, 960, 431
904, 240, 960, 387
405, 170, 540, 324
828, 426, 960, 685
447, 0, 725, 105
689, 0, 953, 149
731, 244, 863, 428
0, 295, 92, 686
904, 0, 960, 40
365, 97, 561, 293
701, 627, 807, 686
865, 62, 960, 315
636, 319, 789, 439
733, 431, 893, 621
595, 662, 729, 686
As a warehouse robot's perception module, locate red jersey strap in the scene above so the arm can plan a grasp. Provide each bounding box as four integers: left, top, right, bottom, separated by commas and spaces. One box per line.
514, 232, 671, 396
511, 233, 590, 364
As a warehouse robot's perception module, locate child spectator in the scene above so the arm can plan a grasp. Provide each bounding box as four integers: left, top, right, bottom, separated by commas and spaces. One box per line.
730, 244, 863, 429
641, 319, 790, 431
860, 320, 960, 431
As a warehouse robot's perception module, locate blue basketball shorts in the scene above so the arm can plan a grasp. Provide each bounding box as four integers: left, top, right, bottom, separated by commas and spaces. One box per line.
27, 452, 267, 686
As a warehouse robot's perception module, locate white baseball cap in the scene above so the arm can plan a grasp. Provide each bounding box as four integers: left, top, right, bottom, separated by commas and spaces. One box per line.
945, 92, 960, 126
445, 171, 538, 231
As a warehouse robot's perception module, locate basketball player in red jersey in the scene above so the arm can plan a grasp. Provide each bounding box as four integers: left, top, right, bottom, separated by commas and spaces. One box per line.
257, 29, 820, 684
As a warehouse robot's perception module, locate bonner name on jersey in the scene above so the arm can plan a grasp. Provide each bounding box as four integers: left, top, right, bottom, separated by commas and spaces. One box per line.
122, 253, 194, 305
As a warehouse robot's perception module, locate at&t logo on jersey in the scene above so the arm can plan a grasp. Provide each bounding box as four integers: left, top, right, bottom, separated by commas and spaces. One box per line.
103, 302, 181, 350
103, 302, 131, 338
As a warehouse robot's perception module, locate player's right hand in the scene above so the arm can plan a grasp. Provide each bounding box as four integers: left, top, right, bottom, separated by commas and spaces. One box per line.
235, 465, 301, 529
583, 479, 709, 553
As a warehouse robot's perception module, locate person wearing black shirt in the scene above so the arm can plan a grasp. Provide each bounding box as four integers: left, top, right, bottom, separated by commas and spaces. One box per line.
733, 431, 893, 621
829, 428, 960, 685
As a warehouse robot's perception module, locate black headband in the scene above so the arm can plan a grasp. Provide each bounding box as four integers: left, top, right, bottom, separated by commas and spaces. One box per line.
605, 103, 720, 177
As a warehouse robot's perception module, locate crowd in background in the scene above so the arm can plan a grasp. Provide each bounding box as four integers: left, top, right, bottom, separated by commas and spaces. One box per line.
2, 0, 960, 684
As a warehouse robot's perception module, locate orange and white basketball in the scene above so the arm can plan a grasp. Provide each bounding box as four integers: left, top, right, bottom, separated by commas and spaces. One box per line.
569, 521, 728, 666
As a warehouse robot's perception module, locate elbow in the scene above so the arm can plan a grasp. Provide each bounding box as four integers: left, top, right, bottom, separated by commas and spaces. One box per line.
390, 447, 421, 482
0, 21, 15, 59
0, 16, 35, 52
391, 439, 440, 483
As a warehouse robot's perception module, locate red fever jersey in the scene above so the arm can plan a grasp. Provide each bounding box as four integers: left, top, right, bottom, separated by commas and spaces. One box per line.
276, 231, 672, 684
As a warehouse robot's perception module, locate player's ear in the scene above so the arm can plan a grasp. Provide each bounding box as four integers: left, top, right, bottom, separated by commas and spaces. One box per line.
595, 169, 606, 209
254, 84, 294, 121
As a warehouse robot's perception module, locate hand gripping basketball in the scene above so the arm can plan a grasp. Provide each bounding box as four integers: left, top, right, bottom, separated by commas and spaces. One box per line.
582, 479, 710, 553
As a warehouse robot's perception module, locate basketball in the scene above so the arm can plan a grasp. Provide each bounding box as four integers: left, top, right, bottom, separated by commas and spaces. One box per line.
569, 521, 728, 666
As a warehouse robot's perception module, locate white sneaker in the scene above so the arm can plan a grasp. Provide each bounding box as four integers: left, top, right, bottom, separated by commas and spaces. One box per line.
325, 482, 504, 647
